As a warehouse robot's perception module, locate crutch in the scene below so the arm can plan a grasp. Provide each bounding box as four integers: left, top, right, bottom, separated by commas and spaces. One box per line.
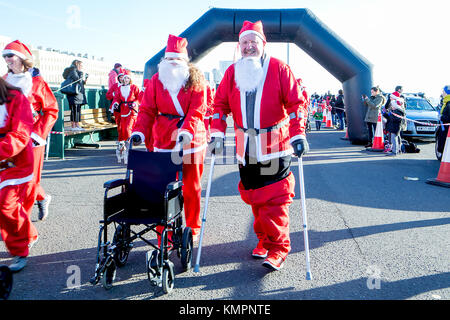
194, 153, 216, 273
297, 156, 312, 280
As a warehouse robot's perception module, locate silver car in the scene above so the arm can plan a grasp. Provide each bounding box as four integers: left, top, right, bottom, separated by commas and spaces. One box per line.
401, 95, 440, 140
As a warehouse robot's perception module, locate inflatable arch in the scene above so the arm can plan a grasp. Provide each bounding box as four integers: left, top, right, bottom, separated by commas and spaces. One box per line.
144, 8, 373, 143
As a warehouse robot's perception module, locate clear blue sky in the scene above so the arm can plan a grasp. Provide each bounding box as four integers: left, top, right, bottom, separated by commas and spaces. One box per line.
1, 0, 448, 100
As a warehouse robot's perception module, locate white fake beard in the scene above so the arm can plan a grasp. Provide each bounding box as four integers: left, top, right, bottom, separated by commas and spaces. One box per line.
5, 71, 33, 97
234, 57, 264, 92
120, 85, 131, 101
158, 59, 189, 94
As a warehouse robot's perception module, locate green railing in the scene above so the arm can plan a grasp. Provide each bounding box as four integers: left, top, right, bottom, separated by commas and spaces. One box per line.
48, 86, 117, 159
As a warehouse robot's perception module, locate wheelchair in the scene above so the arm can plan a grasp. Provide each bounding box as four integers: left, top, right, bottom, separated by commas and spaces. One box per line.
90, 148, 193, 294
0, 265, 12, 300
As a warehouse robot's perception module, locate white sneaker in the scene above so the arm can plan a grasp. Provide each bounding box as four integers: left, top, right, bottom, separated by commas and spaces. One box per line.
9, 256, 27, 273
37, 194, 51, 221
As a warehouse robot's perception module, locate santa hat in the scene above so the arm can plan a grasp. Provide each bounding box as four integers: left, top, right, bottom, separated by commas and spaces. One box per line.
2, 40, 33, 61
239, 20, 266, 43
122, 69, 132, 82
164, 34, 188, 60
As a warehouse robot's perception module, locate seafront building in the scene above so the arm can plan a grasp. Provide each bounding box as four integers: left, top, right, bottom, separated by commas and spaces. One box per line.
0, 35, 143, 88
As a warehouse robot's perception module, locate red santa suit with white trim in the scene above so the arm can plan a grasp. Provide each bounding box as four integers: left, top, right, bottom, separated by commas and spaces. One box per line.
3, 40, 59, 221
111, 72, 140, 142
0, 87, 38, 258
131, 35, 207, 238
209, 21, 308, 270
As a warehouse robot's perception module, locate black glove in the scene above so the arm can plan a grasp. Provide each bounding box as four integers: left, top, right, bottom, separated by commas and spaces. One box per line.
208, 137, 224, 155
291, 138, 309, 157
130, 134, 142, 146
178, 133, 192, 148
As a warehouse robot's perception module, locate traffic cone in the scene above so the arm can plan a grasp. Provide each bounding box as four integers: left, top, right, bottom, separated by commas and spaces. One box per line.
326, 108, 333, 128
340, 127, 349, 140
368, 112, 384, 151
322, 107, 327, 123
427, 127, 450, 188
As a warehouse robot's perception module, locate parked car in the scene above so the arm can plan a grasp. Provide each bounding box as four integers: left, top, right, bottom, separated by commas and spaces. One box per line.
400, 94, 440, 140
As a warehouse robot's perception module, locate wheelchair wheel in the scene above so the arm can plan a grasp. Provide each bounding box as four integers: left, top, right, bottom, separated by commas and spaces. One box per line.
0, 265, 13, 300
162, 264, 174, 294
101, 257, 116, 290
180, 227, 193, 271
113, 224, 131, 267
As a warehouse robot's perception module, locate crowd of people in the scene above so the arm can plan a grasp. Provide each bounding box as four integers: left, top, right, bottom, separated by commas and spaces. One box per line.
1, 18, 449, 277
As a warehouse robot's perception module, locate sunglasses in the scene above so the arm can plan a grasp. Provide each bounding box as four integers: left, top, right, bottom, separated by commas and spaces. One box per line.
2, 54, 15, 58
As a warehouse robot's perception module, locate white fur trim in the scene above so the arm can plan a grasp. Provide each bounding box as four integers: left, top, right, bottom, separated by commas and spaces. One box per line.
131, 131, 145, 144
169, 92, 185, 117
2, 49, 27, 60
177, 130, 193, 142
210, 132, 225, 139
164, 52, 188, 60
0, 173, 33, 191
0, 104, 8, 128
31, 132, 47, 146
239, 30, 265, 42
289, 134, 306, 144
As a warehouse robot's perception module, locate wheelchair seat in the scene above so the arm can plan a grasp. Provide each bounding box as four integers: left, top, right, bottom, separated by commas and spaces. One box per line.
105, 150, 183, 224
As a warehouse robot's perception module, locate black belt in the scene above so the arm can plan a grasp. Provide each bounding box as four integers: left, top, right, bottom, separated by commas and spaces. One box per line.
236, 117, 289, 135
159, 113, 185, 128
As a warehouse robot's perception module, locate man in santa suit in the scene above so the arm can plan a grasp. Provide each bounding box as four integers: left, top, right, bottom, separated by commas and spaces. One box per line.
0, 77, 38, 272
3, 40, 59, 222
111, 71, 140, 164
209, 21, 309, 271
130, 34, 207, 241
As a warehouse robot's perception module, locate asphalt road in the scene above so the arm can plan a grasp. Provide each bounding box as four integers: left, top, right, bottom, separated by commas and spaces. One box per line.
1, 124, 449, 301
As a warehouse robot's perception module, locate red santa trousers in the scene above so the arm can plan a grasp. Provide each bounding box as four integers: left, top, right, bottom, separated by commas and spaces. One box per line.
22, 145, 46, 216
156, 149, 205, 242
32, 145, 46, 201
181, 149, 205, 236
118, 114, 137, 141
238, 172, 295, 259
0, 183, 38, 257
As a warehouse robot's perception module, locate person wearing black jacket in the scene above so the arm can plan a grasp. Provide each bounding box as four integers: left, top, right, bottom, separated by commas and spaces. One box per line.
62, 60, 88, 131
436, 85, 450, 159
335, 89, 345, 130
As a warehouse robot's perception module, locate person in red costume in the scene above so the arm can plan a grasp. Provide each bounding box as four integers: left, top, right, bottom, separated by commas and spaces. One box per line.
203, 82, 215, 142
106, 70, 124, 127
208, 21, 309, 271
111, 71, 140, 164
130, 34, 207, 241
3, 40, 58, 222
0, 77, 38, 272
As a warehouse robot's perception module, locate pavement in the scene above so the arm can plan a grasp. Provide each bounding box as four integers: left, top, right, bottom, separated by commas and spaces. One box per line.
1, 124, 449, 301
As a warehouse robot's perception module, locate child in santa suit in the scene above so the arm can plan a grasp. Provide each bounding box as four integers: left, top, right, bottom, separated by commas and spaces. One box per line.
3, 40, 59, 221
0, 77, 38, 272
130, 35, 207, 241
111, 71, 140, 164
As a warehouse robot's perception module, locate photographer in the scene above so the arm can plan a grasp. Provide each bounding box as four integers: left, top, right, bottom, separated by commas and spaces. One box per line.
363, 87, 386, 148
62, 60, 88, 131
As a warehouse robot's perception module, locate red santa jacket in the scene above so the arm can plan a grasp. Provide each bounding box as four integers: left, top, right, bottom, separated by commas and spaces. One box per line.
0, 90, 34, 191
132, 73, 207, 155
204, 84, 214, 120
211, 56, 307, 164
111, 83, 140, 118
106, 82, 120, 101
28, 72, 59, 147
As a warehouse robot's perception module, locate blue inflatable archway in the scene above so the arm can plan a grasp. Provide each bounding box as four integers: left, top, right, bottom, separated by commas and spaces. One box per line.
144, 8, 373, 144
